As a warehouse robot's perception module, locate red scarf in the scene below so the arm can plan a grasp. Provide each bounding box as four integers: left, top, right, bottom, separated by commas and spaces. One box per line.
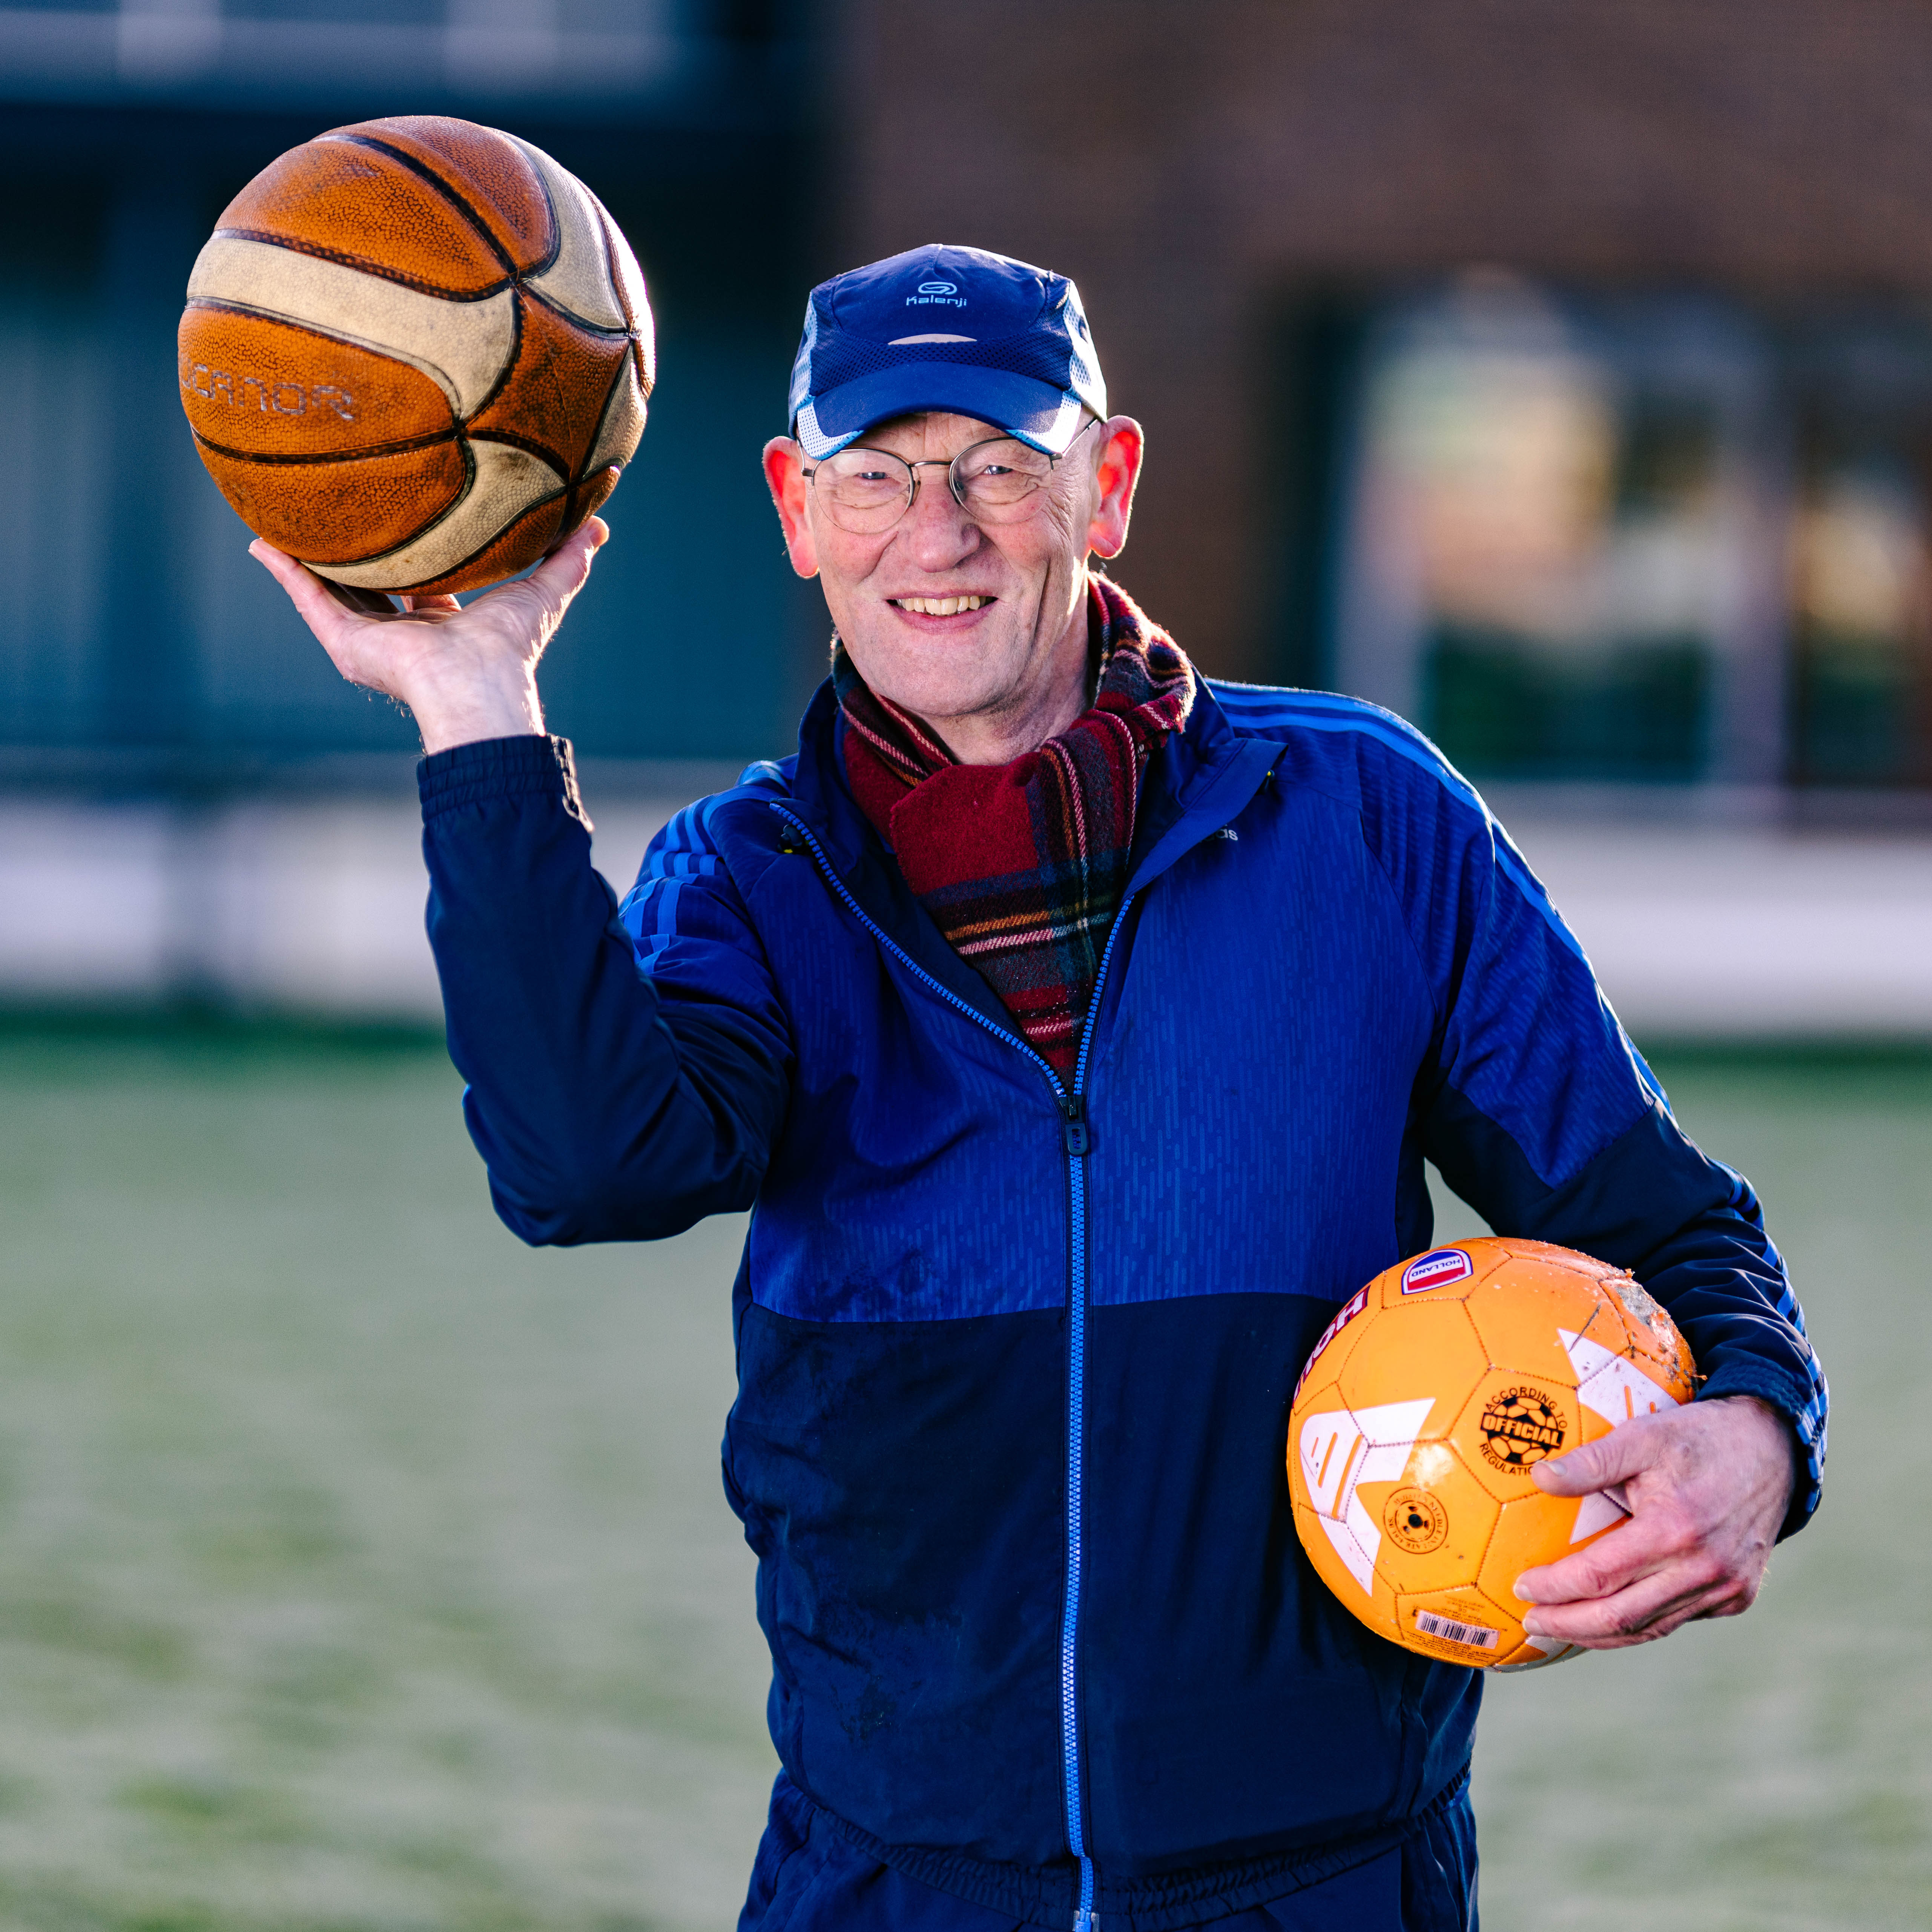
835, 575, 1195, 1073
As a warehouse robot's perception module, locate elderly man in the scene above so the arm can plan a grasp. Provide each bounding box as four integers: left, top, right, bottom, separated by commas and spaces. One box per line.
258, 244, 1826, 1932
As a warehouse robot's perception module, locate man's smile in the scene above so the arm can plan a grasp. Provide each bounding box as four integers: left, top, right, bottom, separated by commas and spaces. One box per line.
889, 594, 996, 619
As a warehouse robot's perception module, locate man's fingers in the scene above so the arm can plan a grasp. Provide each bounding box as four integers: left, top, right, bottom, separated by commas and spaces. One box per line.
251, 539, 345, 626
250, 539, 383, 640
1521, 1557, 1746, 1648
533, 515, 610, 602
250, 539, 379, 670
251, 539, 426, 697
1515, 1505, 1685, 1606
464, 516, 609, 643
1531, 1410, 1668, 1497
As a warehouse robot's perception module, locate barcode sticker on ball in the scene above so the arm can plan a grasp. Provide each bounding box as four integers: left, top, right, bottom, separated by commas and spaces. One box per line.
1415, 1610, 1499, 1651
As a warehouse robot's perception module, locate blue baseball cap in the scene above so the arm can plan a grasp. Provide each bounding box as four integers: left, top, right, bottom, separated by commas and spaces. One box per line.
787, 243, 1106, 459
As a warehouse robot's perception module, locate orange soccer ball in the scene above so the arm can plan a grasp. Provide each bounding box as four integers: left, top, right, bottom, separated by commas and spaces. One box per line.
1287, 1237, 1697, 1671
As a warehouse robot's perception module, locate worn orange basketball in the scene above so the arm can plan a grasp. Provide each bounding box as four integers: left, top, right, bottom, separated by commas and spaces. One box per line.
178, 115, 653, 595
1287, 1237, 1697, 1671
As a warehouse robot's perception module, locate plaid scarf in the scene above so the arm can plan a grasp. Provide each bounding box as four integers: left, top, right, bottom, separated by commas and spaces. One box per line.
835, 575, 1195, 1073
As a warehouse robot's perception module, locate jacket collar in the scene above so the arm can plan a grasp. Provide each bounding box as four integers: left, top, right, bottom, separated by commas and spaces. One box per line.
783, 670, 1279, 1036
1126, 678, 1280, 894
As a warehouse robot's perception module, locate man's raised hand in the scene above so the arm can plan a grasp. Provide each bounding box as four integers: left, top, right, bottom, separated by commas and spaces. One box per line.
1514, 1393, 1795, 1649
250, 517, 608, 755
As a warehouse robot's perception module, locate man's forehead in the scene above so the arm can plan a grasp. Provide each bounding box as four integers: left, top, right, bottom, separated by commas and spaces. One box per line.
853, 410, 1005, 452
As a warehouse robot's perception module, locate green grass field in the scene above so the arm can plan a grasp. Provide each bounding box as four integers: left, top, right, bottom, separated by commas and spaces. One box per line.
0, 1023, 1923, 1930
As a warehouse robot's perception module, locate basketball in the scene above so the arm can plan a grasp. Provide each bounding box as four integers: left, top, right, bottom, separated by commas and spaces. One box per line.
177, 116, 653, 596
1287, 1237, 1698, 1671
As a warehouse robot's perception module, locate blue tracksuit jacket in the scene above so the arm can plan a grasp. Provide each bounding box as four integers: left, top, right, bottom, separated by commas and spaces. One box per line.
417, 675, 1826, 1932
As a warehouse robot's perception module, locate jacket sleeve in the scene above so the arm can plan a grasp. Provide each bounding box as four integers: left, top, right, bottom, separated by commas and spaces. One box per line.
419, 735, 792, 1246
1357, 737, 1828, 1539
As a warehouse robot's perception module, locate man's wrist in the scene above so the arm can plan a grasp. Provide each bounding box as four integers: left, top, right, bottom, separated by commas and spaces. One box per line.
404, 664, 545, 756
1717, 1392, 1800, 1504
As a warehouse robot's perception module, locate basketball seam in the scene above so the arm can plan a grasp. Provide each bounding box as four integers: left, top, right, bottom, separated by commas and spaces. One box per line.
308, 436, 477, 571
181, 279, 505, 421
463, 289, 526, 426
182, 295, 460, 376
576, 356, 635, 482
401, 485, 570, 594
504, 133, 627, 333
325, 133, 525, 282
511, 132, 564, 279
589, 190, 627, 328
587, 191, 652, 394
211, 227, 511, 303
570, 468, 620, 527
189, 426, 459, 468
328, 125, 565, 282
520, 281, 634, 342
467, 427, 571, 485
462, 299, 630, 475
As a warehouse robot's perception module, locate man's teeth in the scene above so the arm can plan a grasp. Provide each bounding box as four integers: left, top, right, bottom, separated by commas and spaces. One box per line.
896, 595, 988, 616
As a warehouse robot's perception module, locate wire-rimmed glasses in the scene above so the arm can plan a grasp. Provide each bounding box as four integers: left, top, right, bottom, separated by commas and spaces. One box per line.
803, 419, 1101, 535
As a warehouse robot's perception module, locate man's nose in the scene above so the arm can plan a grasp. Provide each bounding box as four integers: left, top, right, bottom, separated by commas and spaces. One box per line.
899, 465, 979, 568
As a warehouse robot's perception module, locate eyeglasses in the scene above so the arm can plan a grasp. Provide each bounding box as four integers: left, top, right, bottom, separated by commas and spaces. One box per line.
801, 418, 1102, 536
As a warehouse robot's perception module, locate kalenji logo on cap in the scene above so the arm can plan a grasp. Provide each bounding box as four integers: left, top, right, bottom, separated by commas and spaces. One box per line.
1401, 1249, 1475, 1295
918, 280, 958, 295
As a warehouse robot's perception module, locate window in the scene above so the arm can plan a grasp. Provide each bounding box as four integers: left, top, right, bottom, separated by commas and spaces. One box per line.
1328, 273, 1932, 790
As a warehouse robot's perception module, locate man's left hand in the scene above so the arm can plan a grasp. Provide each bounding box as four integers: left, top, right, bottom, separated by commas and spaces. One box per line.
1513, 1395, 1795, 1648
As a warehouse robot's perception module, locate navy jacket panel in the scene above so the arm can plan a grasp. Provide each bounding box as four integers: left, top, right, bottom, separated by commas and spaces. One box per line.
730, 1300, 1073, 1866
1079, 1291, 1484, 1878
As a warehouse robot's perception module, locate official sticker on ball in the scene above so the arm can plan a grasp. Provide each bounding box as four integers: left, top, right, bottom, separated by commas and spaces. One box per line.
1479, 1386, 1567, 1472
177, 115, 654, 595
1286, 1237, 1699, 1671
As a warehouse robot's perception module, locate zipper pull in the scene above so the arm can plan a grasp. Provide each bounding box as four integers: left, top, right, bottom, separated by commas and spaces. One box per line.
1059, 1093, 1091, 1156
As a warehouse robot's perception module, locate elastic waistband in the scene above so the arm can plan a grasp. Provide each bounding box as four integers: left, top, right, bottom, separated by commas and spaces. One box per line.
804, 1763, 1472, 1932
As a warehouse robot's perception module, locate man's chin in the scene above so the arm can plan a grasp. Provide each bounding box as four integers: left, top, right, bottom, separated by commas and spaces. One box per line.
842, 638, 1019, 725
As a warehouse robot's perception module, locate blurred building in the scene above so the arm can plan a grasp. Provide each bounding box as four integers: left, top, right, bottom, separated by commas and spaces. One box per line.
11, 0, 1932, 1034
839, 0, 1932, 1037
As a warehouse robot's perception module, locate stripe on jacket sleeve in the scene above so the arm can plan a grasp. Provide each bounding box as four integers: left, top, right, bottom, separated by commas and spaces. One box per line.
617, 771, 786, 976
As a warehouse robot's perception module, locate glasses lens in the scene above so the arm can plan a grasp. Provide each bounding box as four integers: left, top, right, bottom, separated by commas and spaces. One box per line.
815, 449, 913, 532
955, 438, 1056, 519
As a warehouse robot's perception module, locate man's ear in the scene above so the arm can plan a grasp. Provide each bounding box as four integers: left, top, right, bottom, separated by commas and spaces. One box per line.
1086, 416, 1144, 562
763, 437, 819, 579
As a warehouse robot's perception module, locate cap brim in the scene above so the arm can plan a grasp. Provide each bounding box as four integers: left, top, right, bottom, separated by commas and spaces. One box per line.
796, 364, 1091, 459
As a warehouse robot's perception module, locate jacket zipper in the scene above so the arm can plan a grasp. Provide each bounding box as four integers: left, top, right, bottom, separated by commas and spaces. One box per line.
771, 804, 1128, 1932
